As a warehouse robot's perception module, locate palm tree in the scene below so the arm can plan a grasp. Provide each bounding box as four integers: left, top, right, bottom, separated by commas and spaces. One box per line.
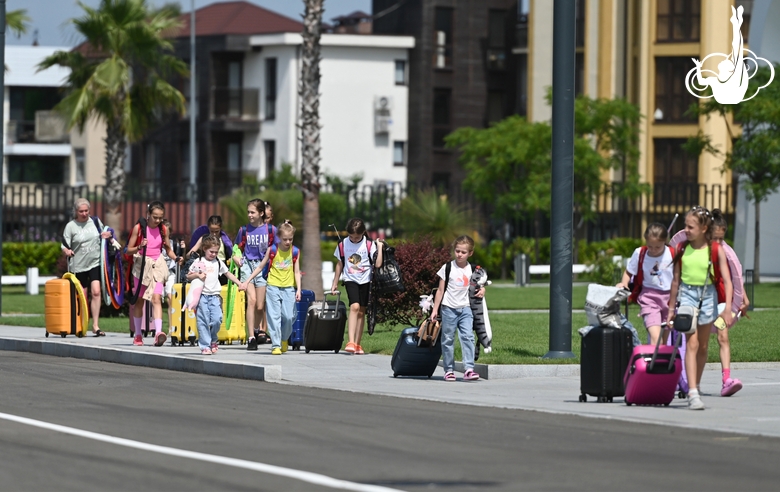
38, 0, 187, 235
299, 0, 324, 296
397, 189, 474, 248
6, 9, 30, 37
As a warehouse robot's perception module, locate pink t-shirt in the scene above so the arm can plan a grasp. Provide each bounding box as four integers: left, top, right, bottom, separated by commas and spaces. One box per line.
145, 226, 163, 260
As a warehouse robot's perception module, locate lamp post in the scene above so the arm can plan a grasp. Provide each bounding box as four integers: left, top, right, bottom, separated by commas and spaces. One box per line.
0, 0, 7, 317
189, 0, 197, 233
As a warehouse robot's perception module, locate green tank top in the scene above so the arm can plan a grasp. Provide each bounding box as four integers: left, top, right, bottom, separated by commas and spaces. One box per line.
680, 244, 709, 286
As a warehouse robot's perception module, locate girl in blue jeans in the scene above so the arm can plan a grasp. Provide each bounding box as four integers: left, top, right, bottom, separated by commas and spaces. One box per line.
187, 235, 243, 355
430, 235, 484, 381
243, 221, 301, 355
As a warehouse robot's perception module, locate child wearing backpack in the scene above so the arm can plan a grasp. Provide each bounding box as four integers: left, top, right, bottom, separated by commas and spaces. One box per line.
233, 199, 278, 351
668, 206, 733, 410
616, 223, 674, 346
329, 218, 384, 355
187, 234, 243, 355
430, 235, 483, 382
241, 221, 301, 355
125, 201, 182, 347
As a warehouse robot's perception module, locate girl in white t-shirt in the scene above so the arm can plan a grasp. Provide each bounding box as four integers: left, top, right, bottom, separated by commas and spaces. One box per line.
430, 236, 484, 382
617, 223, 674, 346
330, 218, 384, 355
187, 235, 243, 355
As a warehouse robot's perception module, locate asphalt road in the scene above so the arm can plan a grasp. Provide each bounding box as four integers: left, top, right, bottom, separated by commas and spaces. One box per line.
1, 351, 779, 491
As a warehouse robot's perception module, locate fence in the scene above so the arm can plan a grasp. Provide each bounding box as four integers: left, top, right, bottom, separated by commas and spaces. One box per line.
2, 181, 735, 243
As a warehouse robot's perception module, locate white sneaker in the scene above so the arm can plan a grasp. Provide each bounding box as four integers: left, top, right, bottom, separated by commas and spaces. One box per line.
688, 393, 705, 410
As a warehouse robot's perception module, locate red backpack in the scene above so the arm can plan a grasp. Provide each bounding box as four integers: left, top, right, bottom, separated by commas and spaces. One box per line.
261, 244, 299, 279
674, 241, 726, 303
337, 237, 374, 268
628, 245, 675, 303
123, 218, 167, 304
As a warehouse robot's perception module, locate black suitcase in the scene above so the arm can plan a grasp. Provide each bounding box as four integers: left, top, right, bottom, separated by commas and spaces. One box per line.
303, 292, 347, 353
391, 327, 442, 378
579, 325, 633, 402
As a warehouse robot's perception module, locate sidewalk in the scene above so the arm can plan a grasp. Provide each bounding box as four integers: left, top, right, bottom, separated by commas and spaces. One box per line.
1, 325, 779, 439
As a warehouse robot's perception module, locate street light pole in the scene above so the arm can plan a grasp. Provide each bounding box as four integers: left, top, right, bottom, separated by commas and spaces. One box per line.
0, 0, 7, 317
189, 0, 197, 234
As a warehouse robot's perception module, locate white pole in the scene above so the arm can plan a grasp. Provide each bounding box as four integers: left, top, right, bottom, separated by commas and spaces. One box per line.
189, 0, 197, 234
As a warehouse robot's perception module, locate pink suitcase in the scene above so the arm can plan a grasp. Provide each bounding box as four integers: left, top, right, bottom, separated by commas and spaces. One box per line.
624, 335, 682, 406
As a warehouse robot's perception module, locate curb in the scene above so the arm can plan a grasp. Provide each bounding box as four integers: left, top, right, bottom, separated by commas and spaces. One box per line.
0, 337, 282, 382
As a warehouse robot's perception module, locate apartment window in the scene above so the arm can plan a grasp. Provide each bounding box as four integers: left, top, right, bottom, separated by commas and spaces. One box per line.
74, 149, 86, 185
655, 57, 698, 123
487, 91, 505, 125
433, 89, 452, 148
145, 142, 161, 182
487, 10, 507, 71
656, 0, 700, 42
575, 0, 586, 48
393, 141, 406, 167
265, 58, 277, 120
395, 60, 407, 85
8, 156, 65, 184
516, 54, 528, 116
264, 140, 276, 177
654, 138, 699, 205
434, 8, 454, 69
228, 142, 241, 172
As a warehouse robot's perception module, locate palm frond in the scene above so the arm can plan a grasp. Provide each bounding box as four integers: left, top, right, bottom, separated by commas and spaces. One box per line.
6, 9, 31, 37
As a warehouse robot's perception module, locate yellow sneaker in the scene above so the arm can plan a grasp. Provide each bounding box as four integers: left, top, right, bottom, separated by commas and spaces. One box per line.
281, 341, 289, 353
271, 347, 282, 355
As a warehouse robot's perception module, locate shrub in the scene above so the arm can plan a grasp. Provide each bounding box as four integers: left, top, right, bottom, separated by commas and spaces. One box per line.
2, 242, 62, 275
375, 237, 452, 327
395, 189, 474, 247
582, 248, 623, 285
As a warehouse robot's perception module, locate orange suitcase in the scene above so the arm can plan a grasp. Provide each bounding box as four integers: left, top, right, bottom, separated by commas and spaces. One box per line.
44, 278, 85, 338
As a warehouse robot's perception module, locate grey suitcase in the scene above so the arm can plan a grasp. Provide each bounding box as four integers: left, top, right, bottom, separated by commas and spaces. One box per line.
303, 292, 347, 353
391, 327, 442, 378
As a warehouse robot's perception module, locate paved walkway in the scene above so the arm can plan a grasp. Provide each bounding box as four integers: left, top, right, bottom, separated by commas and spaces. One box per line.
1, 325, 779, 439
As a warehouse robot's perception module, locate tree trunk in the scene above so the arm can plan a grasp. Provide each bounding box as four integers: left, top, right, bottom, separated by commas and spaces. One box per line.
103, 121, 127, 240
754, 200, 761, 284
299, 0, 324, 296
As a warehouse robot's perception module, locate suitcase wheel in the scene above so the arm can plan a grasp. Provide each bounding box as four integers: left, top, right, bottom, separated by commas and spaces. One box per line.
393, 373, 398, 378
625, 400, 632, 406
677, 391, 687, 399
334, 349, 339, 354
305, 348, 311, 353
597, 396, 610, 403
76, 332, 84, 338
45, 331, 49, 338
664, 402, 670, 407
61, 333, 67, 338
579, 394, 586, 402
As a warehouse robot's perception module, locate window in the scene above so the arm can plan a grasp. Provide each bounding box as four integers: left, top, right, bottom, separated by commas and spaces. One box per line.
8, 156, 65, 184
264, 140, 276, 177
434, 8, 454, 69
575, 0, 586, 48
487, 10, 507, 71
654, 138, 699, 205
74, 149, 86, 185
228, 143, 241, 172
393, 141, 406, 167
395, 60, 407, 85
655, 57, 698, 123
265, 58, 277, 120
656, 0, 700, 42
515, 0, 530, 49
516, 54, 528, 116
433, 89, 452, 148
487, 91, 505, 124
145, 142, 161, 182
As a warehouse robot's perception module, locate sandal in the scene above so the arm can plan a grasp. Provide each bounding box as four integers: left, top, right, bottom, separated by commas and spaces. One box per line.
92, 329, 105, 337
444, 372, 456, 382
463, 369, 480, 381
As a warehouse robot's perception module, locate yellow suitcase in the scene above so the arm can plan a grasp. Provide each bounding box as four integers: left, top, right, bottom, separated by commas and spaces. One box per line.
169, 283, 198, 346
44, 277, 86, 338
218, 285, 246, 344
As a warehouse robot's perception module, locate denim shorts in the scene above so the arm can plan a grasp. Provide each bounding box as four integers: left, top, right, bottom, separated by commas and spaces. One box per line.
678, 282, 717, 325
240, 259, 268, 287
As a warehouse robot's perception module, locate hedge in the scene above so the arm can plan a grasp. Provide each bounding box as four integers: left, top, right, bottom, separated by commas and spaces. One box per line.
2, 242, 62, 276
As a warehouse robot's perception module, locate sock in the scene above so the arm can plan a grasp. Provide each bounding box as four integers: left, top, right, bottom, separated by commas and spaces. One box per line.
723, 369, 731, 383
154, 318, 163, 335
689, 388, 700, 398
132, 315, 142, 337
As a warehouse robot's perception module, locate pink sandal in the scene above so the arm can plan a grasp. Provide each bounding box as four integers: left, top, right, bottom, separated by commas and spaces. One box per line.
463, 369, 480, 381
721, 378, 743, 397
444, 372, 456, 382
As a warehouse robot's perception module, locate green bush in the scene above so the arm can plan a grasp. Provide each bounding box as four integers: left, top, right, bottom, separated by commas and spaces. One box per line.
3, 242, 62, 275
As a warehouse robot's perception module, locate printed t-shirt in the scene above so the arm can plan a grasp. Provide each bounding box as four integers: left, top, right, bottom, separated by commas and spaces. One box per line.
267, 247, 296, 288
189, 257, 228, 296
437, 261, 472, 309
626, 246, 674, 291
333, 238, 372, 285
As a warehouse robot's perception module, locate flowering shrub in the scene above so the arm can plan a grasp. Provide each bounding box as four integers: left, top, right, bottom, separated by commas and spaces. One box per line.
375, 236, 452, 327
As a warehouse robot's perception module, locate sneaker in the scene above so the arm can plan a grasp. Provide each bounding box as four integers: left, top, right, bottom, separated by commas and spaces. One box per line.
345, 342, 357, 354
463, 369, 480, 381
133, 335, 143, 346
355, 345, 365, 355
271, 347, 282, 355
444, 372, 456, 382
154, 332, 167, 347
281, 341, 289, 353
721, 378, 743, 397
210, 343, 219, 353
247, 337, 258, 351
688, 392, 705, 410
201, 348, 212, 355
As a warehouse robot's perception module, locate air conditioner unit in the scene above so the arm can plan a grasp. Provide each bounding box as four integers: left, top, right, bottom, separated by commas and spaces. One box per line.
374, 96, 394, 111
375, 115, 392, 134
35, 111, 68, 143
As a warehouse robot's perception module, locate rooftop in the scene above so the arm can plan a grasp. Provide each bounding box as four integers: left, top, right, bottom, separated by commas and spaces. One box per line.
5, 46, 71, 87
175, 0, 303, 37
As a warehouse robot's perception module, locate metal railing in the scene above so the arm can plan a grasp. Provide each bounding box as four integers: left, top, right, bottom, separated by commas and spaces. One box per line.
211, 87, 259, 120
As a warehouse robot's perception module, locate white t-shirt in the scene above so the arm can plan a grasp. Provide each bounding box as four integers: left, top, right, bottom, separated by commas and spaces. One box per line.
333, 238, 373, 285
437, 261, 473, 309
189, 258, 228, 296
626, 246, 674, 292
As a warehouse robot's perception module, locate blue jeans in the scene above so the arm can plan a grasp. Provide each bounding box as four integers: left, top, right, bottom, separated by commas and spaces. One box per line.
196, 294, 222, 350
440, 305, 476, 373
266, 285, 295, 348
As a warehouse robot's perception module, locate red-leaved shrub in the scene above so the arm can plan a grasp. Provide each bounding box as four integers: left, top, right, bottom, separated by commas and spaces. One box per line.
376, 237, 452, 327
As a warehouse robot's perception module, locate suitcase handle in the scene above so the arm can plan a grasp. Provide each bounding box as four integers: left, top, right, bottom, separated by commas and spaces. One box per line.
648, 323, 680, 372
322, 291, 340, 313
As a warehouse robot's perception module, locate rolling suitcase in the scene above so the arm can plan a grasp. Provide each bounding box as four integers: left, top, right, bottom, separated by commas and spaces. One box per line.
579, 325, 633, 402
391, 327, 442, 378
217, 285, 246, 345
624, 329, 683, 406
303, 292, 347, 353
44, 278, 86, 338
169, 283, 198, 346
290, 289, 315, 350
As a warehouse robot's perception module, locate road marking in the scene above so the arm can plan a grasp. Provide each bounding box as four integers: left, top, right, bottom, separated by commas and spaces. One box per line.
0, 412, 402, 492
742, 382, 780, 386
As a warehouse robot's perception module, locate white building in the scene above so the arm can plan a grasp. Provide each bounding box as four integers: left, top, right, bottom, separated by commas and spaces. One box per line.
244, 33, 414, 187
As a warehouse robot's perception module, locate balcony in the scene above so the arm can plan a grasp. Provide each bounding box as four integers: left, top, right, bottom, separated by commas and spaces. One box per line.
6, 111, 69, 145
210, 87, 260, 132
